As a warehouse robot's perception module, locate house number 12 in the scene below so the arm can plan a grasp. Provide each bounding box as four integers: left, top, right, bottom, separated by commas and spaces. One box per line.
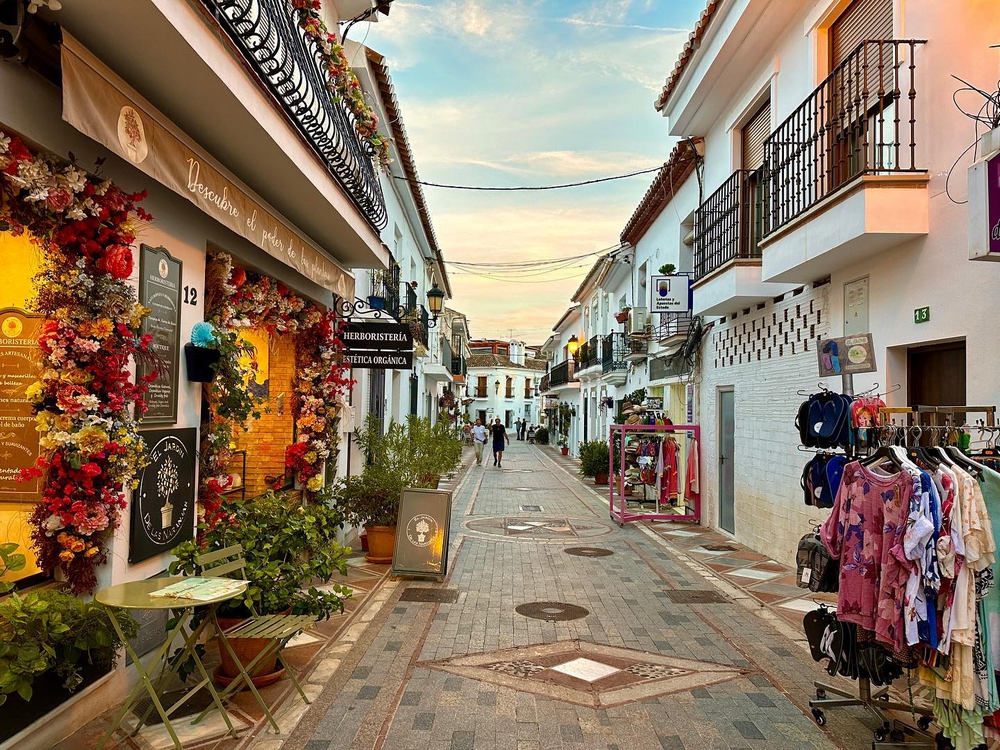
183, 286, 199, 306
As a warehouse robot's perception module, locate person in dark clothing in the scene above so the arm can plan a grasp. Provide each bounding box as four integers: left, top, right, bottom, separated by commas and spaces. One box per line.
515, 418, 523, 441
491, 418, 509, 467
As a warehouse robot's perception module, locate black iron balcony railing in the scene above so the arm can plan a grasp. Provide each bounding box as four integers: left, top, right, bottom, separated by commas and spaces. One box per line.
763, 39, 925, 235
442, 338, 453, 370
418, 307, 430, 348
601, 333, 628, 374
579, 336, 601, 370
202, 0, 387, 229
655, 313, 694, 341
539, 374, 550, 393
549, 360, 577, 388
625, 337, 648, 358
694, 168, 764, 281
369, 259, 400, 312
650, 354, 693, 381
450, 354, 465, 376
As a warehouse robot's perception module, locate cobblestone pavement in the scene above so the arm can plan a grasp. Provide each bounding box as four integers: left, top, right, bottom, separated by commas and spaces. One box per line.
285, 440, 897, 750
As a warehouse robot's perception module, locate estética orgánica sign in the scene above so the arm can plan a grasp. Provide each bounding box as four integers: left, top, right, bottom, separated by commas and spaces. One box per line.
344, 351, 414, 369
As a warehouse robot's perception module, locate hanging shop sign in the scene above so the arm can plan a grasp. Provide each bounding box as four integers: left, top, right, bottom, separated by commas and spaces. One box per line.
817, 334, 876, 378
392, 487, 452, 579
340, 321, 414, 351
968, 142, 1000, 261
137, 245, 182, 424
0, 309, 43, 500
59, 36, 354, 299
649, 275, 692, 314
344, 350, 413, 370
129, 428, 197, 563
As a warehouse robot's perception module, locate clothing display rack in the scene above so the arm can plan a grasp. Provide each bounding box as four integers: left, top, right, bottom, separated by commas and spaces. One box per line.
608, 423, 700, 526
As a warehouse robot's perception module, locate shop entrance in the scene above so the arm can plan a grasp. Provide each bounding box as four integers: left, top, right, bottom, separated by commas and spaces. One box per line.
719, 389, 736, 534
908, 340, 966, 410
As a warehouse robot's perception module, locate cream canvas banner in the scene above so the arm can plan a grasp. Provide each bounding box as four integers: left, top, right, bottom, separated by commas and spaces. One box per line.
59, 35, 354, 301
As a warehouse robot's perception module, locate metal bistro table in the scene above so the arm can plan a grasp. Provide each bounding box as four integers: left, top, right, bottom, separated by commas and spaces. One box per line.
95, 576, 248, 749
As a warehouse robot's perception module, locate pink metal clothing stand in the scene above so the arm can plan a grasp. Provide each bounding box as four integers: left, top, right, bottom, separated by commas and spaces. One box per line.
608, 423, 701, 526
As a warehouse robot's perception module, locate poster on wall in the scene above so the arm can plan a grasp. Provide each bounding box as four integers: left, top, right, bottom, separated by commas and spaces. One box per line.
817, 334, 877, 378
137, 245, 182, 425
129, 428, 197, 563
0, 309, 44, 501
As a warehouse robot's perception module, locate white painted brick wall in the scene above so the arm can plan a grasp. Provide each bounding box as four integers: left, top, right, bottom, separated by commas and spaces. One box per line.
697, 284, 831, 567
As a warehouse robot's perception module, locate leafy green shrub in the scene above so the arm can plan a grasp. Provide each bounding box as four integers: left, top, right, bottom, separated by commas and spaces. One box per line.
0, 589, 137, 705
0, 543, 26, 595
578, 441, 610, 477
533, 427, 549, 444
169, 491, 350, 618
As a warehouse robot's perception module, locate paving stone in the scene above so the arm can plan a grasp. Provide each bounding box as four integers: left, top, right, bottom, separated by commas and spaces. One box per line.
732, 720, 766, 740
747, 692, 776, 708
401, 690, 422, 706
357, 685, 380, 700
412, 712, 435, 730
450, 729, 476, 749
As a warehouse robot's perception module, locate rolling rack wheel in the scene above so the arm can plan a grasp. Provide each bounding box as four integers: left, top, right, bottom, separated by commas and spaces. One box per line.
815, 688, 827, 700
917, 716, 932, 732
874, 726, 889, 743
811, 708, 826, 726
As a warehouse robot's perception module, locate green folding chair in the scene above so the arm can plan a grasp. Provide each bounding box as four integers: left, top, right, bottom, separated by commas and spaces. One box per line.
192, 544, 316, 732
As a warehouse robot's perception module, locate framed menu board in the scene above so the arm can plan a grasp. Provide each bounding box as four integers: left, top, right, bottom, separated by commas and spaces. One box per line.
0, 309, 43, 501
138, 245, 182, 424
391, 488, 452, 579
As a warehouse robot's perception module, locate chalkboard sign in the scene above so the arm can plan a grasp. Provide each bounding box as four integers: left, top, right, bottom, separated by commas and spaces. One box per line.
0, 308, 43, 501
138, 245, 182, 425
129, 428, 197, 563
391, 488, 452, 579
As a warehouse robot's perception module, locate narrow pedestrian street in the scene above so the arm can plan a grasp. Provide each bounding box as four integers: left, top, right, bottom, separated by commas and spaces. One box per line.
280, 441, 881, 750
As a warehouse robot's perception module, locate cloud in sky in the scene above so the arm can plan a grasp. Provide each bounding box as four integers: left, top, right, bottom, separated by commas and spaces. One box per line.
363, 0, 702, 343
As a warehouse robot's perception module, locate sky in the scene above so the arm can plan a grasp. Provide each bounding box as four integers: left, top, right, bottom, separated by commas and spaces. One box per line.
359, 0, 703, 344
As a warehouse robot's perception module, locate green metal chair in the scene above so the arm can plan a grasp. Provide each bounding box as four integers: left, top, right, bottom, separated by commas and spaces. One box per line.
193, 544, 317, 732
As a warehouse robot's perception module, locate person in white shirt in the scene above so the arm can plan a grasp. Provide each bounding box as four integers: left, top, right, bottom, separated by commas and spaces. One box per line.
471, 419, 488, 465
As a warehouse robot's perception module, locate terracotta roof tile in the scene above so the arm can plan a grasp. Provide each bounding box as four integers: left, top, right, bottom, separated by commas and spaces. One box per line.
654, 0, 721, 113
466, 353, 548, 371
620, 138, 702, 247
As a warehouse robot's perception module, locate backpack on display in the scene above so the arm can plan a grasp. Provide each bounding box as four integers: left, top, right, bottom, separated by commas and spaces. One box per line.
795, 531, 838, 593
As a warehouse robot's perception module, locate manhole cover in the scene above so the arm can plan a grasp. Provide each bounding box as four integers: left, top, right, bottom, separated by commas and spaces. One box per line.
564, 547, 614, 557
661, 589, 729, 604
515, 601, 590, 622
400, 588, 460, 603
701, 544, 738, 552
519, 505, 543, 512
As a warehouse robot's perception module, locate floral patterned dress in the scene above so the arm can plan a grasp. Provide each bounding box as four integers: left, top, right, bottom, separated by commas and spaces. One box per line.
821, 462, 914, 651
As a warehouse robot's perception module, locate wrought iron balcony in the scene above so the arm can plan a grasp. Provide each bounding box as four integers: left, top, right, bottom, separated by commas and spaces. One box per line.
601, 333, 628, 374
539, 374, 550, 393
368, 257, 400, 312
763, 39, 925, 236
577, 336, 602, 371
694, 168, 764, 281
548, 360, 577, 388
201, 0, 387, 229
654, 313, 693, 342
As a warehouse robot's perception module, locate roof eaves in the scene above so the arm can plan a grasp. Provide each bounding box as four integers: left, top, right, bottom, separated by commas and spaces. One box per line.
365, 48, 452, 298
654, 0, 722, 113
619, 138, 702, 247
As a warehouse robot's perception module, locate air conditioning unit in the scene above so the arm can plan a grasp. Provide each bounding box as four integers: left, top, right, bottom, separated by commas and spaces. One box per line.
628, 307, 648, 336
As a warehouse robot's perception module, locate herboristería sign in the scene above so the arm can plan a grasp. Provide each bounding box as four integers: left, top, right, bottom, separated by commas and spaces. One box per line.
340, 322, 414, 351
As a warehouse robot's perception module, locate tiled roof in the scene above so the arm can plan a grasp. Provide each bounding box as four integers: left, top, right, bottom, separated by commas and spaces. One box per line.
466, 354, 548, 372
366, 48, 452, 298
654, 0, 721, 113
620, 138, 702, 247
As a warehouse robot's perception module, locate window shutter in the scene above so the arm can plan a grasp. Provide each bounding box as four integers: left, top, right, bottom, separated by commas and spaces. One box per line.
830, 0, 893, 69
742, 101, 771, 172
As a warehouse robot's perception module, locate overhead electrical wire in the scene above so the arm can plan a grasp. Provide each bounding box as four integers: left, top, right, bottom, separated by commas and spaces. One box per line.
392, 166, 664, 192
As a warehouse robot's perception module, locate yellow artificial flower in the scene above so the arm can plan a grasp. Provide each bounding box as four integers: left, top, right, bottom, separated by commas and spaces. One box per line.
91, 319, 114, 339
77, 425, 110, 454
25, 382, 44, 402
307, 475, 324, 492
304, 451, 318, 464
59, 550, 75, 562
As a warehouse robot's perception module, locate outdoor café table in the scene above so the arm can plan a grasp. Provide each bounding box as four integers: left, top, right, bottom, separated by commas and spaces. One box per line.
95, 576, 248, 750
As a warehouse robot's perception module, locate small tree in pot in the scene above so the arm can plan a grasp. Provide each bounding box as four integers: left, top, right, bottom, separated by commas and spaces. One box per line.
578, 440, 610, 485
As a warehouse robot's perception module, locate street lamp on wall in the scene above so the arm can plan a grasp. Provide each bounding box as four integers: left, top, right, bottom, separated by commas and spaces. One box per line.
494, 379, 500, 394
567, 335, 579, 357
426, 283, 445, 318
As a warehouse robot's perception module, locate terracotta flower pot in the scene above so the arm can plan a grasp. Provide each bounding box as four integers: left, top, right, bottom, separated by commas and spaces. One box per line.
561, 447, 569, 456
594, 472, 609, 486
366, 525, 396, 563
615, 311, 630, 324
215, 614, 286, 688
418, 474, 441, 489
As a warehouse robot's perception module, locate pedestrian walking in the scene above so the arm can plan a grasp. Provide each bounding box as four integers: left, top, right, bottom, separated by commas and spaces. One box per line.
491, 418, 509, 467
462, 421, 472, 446
515, 418, 522, 442
471, 419, 488, 465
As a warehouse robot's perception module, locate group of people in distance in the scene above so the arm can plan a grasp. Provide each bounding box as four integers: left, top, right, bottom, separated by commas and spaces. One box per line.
462, 418, 538, 468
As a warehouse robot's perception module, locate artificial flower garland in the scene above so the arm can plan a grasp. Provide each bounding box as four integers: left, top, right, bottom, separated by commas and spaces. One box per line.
290, 0, 391, 169
200, 253, 352, 521
0, 132, 153, 594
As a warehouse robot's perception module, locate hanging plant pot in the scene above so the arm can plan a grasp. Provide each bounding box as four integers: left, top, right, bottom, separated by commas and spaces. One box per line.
368, 295, 387, 311
184, 344, 221, 383
615, 311, 630, 324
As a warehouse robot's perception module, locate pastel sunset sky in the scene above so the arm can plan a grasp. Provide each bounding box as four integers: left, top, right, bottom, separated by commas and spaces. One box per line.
362, 0, 703, 343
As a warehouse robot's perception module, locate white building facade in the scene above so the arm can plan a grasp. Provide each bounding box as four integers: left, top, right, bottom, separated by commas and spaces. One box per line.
467, 341, 546, 432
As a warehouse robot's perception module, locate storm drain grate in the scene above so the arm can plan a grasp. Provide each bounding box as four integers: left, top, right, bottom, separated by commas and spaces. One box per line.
519, 505, 543, 512
661, 589, 730, 604
400, 588, 460, 603
701, 544, 738, 552
515, 601, 590, 622
564, 547, 614, 558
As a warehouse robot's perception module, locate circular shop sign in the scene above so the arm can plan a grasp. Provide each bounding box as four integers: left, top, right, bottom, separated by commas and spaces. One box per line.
136, 435, 192, 547
406, 513, 439, 548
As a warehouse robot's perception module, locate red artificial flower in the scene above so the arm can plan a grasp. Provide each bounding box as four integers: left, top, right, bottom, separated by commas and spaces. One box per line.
96, 244, 134, 280
45, 188, 74, 212
230, 266, 247, 288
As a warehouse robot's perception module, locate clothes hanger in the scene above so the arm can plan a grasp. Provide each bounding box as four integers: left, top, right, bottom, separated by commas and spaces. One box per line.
909, 425, 941, 470
860, 426, 905, 471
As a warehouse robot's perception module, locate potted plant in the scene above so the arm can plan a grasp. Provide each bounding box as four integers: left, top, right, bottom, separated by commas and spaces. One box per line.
558, 434, 569, 456
533, 426, 549, 445
579, 440, 610, 485
658, 263, 676, 275
615, 305, 632, 324
0, 584, 138, 739
184, 321, 222, 382
406, 415, 462, 489
169, 492, 350, 687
